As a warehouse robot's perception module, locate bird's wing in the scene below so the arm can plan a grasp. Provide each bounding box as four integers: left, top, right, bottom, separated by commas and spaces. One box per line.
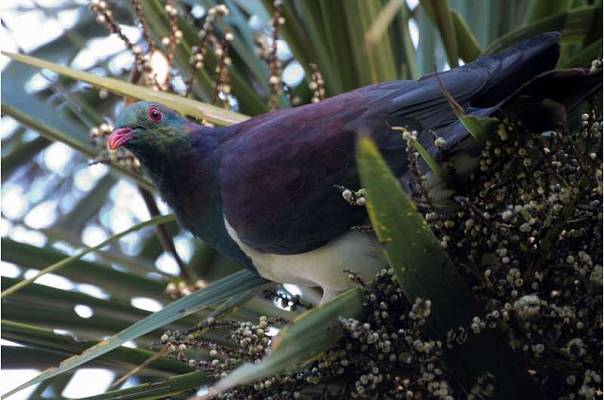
218, 32, 562, 255
219, 71, 487, 255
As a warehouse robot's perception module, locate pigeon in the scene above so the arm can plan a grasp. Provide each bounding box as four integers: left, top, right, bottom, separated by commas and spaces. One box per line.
108, 32, 601, 303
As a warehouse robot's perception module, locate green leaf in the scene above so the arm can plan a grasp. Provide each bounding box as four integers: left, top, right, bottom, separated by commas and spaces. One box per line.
1, 277, 172, 337
433, 73, 498, 142
1, 51, 249, 126
484, 6, 602, 55
458, 114, 499, 142
3, 271, 289, 338
295, 0, 343, 94
202, 288, 364, 398
78, 371, 210, 400
451, 10, 481, 62
2, 320, 191, 376
357, 135, 477, 332
1, 101, 89, 156
2, 270, 268, 398
560, 38, 603, 68
318, 0, 358, 90
416, 5, 441, 75
0, 276, 203, 339
419, 0, 459, 67
1, 136, 51, 183
524, 0, 573, 25
1, 214, 176, 299
392, 127, 443, 177
365, 0, 405, 50
0, 14, 107, 153
39, 227, 160, 277
346, 0, 398, 85
59, 174, 117, 232
1, 238, 165, 300
356, 135, 543, 399
395, 0, 418, 79
27, 371, 75, 400
3, 302, 138, 339
2, 347, 68, 370
450, 0, 501, 47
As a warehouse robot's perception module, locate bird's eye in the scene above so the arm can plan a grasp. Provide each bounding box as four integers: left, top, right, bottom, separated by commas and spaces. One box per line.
148, 107, 163, 122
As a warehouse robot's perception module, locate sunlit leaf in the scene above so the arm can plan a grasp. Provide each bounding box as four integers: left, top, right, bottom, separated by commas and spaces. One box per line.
1, 51, 249, 126
365, 0, 405, 49
457, 114, 499, 142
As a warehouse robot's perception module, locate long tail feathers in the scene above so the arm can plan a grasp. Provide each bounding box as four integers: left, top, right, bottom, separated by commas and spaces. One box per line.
471, 32, 562, 107
502, 67, 602, 132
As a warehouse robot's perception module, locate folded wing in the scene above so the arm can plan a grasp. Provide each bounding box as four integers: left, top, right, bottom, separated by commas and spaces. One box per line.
219, 33, 561, 255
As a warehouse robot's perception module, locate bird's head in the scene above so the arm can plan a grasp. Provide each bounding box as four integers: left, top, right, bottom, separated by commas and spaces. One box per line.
108, 101, 191, 155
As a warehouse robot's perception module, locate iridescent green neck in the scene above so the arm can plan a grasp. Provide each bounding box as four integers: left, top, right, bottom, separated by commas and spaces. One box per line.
130, 133, 194, 184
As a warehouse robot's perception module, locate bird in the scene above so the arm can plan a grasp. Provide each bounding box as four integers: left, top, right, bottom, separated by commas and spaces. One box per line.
108, 32, 601, 304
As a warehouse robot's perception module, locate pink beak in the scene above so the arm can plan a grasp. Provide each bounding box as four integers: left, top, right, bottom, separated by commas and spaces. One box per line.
107, 127, 133, 150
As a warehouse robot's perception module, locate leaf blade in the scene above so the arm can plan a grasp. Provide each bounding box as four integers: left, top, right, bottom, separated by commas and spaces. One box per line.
1, 214, 176, 299
1, 238, 164, 300
419, 0, 459, 67
78, 371, 210, 400
451, 10, 481, 62
484, 6, 602, 55
2, 320, 191, 376
201, 288, 364, 398
2, 270, 267, 398
356, 135, 543, 399
1, 51, 249, 126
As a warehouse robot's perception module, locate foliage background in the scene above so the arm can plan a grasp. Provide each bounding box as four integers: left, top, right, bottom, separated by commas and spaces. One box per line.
1, 0, 602, 399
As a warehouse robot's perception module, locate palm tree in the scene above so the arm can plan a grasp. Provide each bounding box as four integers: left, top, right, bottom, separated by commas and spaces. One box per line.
1, 0, 601, 398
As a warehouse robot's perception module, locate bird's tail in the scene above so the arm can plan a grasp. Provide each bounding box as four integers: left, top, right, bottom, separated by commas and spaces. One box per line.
415, 33, 602, 207
501, 67, 602, 131
469, 31, 602, 131
470, 32, 561, 108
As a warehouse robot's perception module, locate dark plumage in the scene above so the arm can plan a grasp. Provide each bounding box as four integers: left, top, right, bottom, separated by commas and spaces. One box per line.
109, 32, 601, 302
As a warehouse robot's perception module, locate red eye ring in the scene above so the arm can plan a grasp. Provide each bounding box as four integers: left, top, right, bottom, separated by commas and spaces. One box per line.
148, 107, 163, 122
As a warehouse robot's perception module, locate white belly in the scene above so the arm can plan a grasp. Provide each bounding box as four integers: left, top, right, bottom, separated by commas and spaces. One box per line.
224, 218, 385, 303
